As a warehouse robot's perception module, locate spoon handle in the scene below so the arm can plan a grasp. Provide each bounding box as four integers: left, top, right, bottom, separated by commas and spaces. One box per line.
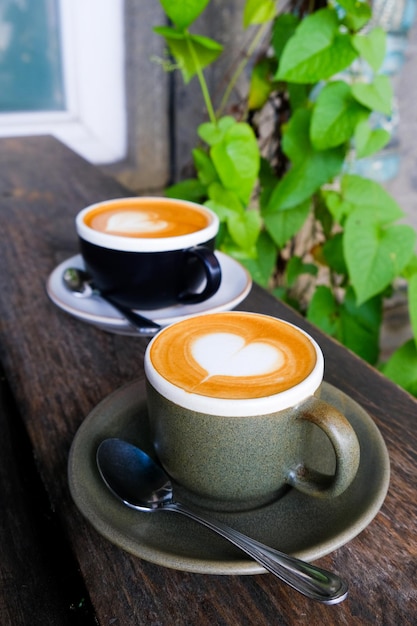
163, 501, 348, 604
102, 294, 161, 336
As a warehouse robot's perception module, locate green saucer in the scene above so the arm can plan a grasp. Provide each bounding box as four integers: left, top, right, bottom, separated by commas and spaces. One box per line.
68, 379, 390, 575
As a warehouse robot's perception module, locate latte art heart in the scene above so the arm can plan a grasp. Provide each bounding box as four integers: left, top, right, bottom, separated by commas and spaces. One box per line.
192, 333, 284, 378
106, 211, 168, 235
149, 312, 317, 400
82, 198, 211, 238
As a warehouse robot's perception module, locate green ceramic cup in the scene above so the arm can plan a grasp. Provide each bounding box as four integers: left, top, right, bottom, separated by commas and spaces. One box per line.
144, 312, 360, 512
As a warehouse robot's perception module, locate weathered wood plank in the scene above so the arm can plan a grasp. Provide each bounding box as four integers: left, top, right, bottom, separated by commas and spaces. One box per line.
0, 136, 416, 624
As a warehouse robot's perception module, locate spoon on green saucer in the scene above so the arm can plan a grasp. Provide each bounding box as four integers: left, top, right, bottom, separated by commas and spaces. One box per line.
96, 438, 348, 604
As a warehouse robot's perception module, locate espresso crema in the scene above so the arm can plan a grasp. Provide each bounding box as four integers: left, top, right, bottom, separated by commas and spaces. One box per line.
149, 312, 317, 399
83, 198, 209, 239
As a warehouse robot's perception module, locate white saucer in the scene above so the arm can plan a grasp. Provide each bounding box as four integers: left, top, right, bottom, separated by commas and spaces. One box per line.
46, 253, 252, 335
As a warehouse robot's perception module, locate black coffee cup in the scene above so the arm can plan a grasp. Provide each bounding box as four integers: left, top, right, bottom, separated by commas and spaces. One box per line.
75, 197, 221, 310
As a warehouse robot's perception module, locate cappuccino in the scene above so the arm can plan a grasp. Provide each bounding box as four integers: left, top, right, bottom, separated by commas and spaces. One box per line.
145, 311, 360, 508
75, 197, 221, 308
83, 197, 209, 239
146, 312, 322, 416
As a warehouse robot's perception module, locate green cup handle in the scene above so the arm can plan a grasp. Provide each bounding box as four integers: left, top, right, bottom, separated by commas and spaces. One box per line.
288, 397, 360, 498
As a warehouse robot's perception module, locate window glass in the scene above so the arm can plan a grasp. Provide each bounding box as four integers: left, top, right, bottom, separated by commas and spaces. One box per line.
0, 0, 64, 112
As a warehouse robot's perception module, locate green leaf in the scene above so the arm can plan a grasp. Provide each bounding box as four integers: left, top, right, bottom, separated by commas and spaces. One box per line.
409, 273, 417, 348
165, 178, 207, 202
264, 199, 310, 248
192, 148, 218, 186
337, 0, 372, 31
322, 189, 346, 223
307, 286, 340, 336
227, 210, 262, 251
381, 340, 417, 397
344, 211, 416, 303
154, 28, 223, 83
402, 253, 417, 279
248, 58, 275, 110
286, 256, 318, 287
210, 122, 260, 205
239, 231, 277, 287
322, 232, 348, 275
311, 81, 368, 150
288, 83, 309, 111
354, 120, 390, 159
243, 0, 276, 27
259, 157, 279, 208
276, 9, 358, 83
198, 116, 236, 146
307, 285, 382, 363
159, 0, 210, 30
271, 13, 299, 60
338, 174, 404, 224
351, 75, 393, 116
281, 108, 312, 165
206, 182, 243, 219
267, 152, 344, 212
339, 288, 382, 364
352, 27, 386, 72
263, 109, 345, 212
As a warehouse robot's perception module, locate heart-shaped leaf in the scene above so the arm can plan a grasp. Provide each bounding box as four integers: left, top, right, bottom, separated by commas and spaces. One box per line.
264, 199, 310, 248
192, 148, 218, 186
210, 122, 260, 205
351, 75, 393, 116
381, 340, 417, 396
353, 27, 386, 72
227, 209, 261, 251
354, 120, 390, 158
243, 0, 276, 27
154, 27, 223, 83
240, 231, 277, 286
276, 9, 358, 83
198, 117, 235, 146
340, 174, 403, 224
337, 0, 372, 31
160, 0, 210, 30
311, 81, 368, 149
165, 178, 207, 202
344, 211, 416, 303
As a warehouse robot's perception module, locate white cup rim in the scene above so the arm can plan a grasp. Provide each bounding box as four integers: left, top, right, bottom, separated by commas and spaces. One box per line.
75, 197, 219, 252
145, 314, 325, 417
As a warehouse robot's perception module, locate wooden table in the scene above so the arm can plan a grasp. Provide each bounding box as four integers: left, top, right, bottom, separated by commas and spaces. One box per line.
0, 136, 416, 625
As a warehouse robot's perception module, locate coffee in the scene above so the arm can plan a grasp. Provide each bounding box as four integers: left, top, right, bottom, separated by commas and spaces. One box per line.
149, 312, 316, 400
75, 197, 221, 309
83, 198, 209, 239
145, 311, 360, 508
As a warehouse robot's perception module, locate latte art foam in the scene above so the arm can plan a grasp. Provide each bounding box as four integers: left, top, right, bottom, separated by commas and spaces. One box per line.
149, 313, 317, 399
83, 198, 209, 238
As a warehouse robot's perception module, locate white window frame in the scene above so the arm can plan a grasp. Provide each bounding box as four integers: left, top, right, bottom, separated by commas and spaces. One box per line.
0, 0, 126, 164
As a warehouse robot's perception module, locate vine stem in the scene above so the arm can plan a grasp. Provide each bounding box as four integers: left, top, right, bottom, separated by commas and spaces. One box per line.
186, 35, 217, 125
217, 20, 271, 117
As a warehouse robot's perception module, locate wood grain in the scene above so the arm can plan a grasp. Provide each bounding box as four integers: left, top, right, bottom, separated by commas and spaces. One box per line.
0, 136, 416, 625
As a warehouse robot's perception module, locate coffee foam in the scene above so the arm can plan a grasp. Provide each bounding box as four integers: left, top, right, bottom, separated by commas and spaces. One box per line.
145, 312, 323, 416
83, 199, 209, 238
76, 197, 219, 252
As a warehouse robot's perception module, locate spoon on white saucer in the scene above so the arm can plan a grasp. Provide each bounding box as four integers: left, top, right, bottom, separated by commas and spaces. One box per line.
96, 438, 349, 605
62, 267, 161, 336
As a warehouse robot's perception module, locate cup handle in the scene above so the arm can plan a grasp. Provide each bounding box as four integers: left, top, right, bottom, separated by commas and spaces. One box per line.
177, 247, 222, 304
288, 397, 360, 498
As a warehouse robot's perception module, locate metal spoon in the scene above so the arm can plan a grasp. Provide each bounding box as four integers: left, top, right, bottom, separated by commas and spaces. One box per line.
96, 438, 348, 604
62, 267, 161, 336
